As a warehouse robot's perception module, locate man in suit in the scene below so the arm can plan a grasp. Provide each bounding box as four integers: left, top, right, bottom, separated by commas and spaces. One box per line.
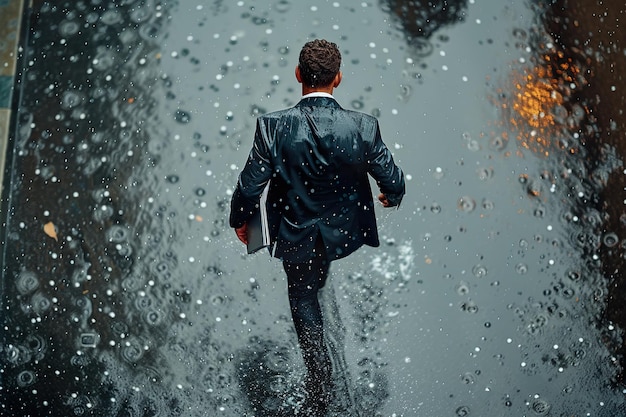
230, 39, 405, 415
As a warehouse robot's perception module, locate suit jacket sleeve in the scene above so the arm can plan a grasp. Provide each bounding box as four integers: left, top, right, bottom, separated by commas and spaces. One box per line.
229, 119, 273, 228
367, 120, 405, 207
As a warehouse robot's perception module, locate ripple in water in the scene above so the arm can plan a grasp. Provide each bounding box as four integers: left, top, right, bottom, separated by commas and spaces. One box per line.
121, 338, 145, 363
457, 196, 476, 213
16, 271, 39, 295
106, 225, 130, 243
58, 19, 80, 37
60, 90, 84, 110
455, 405, 470, 416
603, 232, 619, 248
471, 263, 487, 278
16, 370, 37, 388
530, 398, 551, 415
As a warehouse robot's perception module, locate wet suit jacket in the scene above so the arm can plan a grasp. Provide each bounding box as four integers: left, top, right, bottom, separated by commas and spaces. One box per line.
229, 95, 405, 262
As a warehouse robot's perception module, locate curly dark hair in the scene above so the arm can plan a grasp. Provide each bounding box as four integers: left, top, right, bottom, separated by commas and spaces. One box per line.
298, 39, 341, 88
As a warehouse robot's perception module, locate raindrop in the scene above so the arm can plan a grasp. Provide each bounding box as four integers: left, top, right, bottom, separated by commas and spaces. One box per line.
195, 187, 206, 196
456, 281, 469, 295
603, 232, 619, 248
430, 203, 442, 214
273, 0, 291, 13
481, 199, 494, 210
174, 109, 191, 123
16, 271, 40, 295
533, 205, 545, 218
460, 301, 478, 313
351, 99, 364, 110
455, 405, 470, 416
489, 135, 508, 151
92, 50, 116, 71
31, 292, 52, 315
130, 6, 153, 23
93, 204, 114, 222
566, 269, 581, 281
530, 398, 551, 415
106, 225, 129, 243
515, 263, 528, 274
121, 339, 144, 363
58, 20, 80, 37
100, 10, 123, 25
135, 295, 153, 310
16, 370, 37, 387
458, 196, 476, 213
477, 167, 494, 180
472, 264, 487, 278
60, 90, 84, 110
166, 174, 180, 184
144, 309, 163, 326
460, 372, 476, 384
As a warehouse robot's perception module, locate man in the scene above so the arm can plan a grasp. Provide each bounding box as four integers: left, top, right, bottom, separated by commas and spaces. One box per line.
229, 39, 405, 415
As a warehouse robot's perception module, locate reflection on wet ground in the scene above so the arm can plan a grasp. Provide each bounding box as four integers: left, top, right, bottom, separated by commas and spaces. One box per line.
1, 0, 626, 415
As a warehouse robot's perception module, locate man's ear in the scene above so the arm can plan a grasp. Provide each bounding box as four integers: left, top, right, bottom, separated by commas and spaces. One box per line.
333, 71, 342, 88
295, 66, 303, 83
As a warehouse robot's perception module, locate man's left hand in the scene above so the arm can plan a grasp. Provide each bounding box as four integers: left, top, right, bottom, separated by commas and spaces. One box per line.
235, 223, 248, 245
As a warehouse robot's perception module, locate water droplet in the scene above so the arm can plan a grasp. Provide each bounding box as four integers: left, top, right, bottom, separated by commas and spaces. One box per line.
100, 10, 123, 25
455, 405, 470, 416
59, 20, 80, 37
477, 167, 494, 180
144, 309, 163, 325
489, 135, 508, 150
430, 203, 442, 214
16, 271, 40, 295
166, 174, 180, 184
531, 398, 551, 415
60, 90, 84, 110
472, 264, 487, 278
273, 0, 291, 13
174, 109, 191, 123
106, 225, 129, 243
16, 370, 37, 387
460, 300, 478, 313
456, 281, 469, 295
121, 338, 144, 363
458, 196, 476, 213
460, 372, 476, 384
351, 99, 364, 110
515, 263, 528, 274
603, 232, 618, 247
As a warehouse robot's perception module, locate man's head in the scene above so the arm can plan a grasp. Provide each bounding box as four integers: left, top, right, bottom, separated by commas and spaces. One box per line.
296, 39, 342, 90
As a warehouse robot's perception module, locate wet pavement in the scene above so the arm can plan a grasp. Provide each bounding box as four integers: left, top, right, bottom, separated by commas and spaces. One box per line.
1, 0, 626, 416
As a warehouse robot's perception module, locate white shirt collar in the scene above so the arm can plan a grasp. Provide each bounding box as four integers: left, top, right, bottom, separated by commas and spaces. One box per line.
301, 92, 334, 99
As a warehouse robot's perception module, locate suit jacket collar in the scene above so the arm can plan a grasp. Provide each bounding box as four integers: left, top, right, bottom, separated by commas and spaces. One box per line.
296, 96, 341, 108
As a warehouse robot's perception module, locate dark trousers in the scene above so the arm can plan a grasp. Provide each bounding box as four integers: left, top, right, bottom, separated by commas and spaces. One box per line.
282, 237, 333, 407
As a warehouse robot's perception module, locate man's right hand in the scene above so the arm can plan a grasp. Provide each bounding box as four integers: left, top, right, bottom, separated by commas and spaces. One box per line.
378, 193, 392, 207
235, 223, 248, 245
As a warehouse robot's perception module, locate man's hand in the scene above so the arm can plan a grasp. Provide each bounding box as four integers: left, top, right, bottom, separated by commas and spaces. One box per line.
378, 193, 392, 207
235, 223, 248, 245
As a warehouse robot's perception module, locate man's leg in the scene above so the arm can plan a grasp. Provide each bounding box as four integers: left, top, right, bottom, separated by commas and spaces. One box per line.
283, 238, 332, 412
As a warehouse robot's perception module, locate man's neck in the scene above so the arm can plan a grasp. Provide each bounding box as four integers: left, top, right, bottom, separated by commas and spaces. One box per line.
301, 85, 334, 96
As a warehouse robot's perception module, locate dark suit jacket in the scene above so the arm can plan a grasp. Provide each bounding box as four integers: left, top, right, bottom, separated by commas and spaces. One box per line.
230, 96, 405, 262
